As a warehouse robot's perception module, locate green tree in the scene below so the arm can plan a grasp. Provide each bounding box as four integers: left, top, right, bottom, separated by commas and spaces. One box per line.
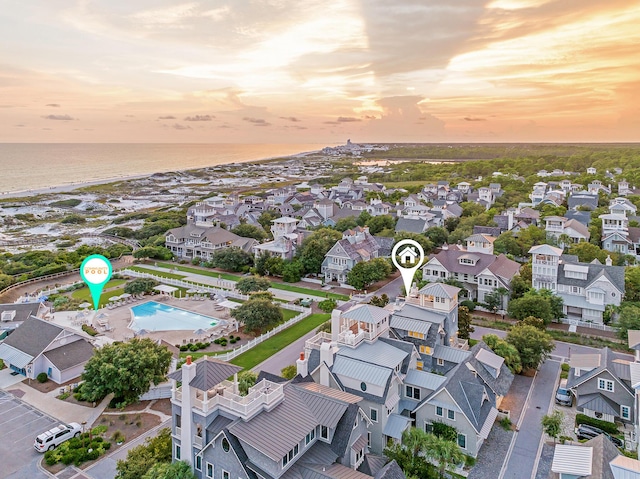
508, 289, 562, 324
210, 247, 254, 272
424, 433, 465, 478
297, 228, 342, 274
347, 257, 392, 290
510, 275, 531, 300
231, 299, 283, 334
625, 266, 640, 302
615, 304, 640, 341
238, 371, 258, 396
425, 226, 449, 247
282, 260, 304, 283
334, 217, 358, 232
568, 242, 620, 264
281, 365, 297, 380
133, 246, 173, 261
124, 278, 160, 295
494, 232, 522, 256
367, 215, 396, 234
253, 252, 284, 277
457, 306, 474, 340
116, 428, 172, 479
257, 211, 281, 237
318, 299, 337, 313
393, 232, 434, 255
82, 339, 172, 405
235, 276, 272, 294
483, 335, 522, 374
141, 461, 196, 479
483, 290, 502, 313
369, 294, 390, 307
356, 210, 372, 227
506, 324, 554, 371
231, 224, 267, 241
520, 316, 545, 330
542, 411, 563, 444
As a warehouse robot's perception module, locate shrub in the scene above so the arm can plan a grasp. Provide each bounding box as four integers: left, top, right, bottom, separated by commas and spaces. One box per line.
82, 324, 99, 336
460, 300, 476, 311
112, 430, 125, 443
86, 449, 100, 461
318, 299, 337, 313
57, 392, 70, 400
575, 413, 619, 435
0, 358, 5, 369
37, 372, 48, 383
561, 363, 570, 372
179, 345, 189, 351
431, 421, 458, 442
464, 455, 476, 468
230, 339, 237, 344
500, 417, 512, 431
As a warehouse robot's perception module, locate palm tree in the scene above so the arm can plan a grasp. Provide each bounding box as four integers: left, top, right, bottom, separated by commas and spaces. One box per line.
401, 427, 430, 471
495, 286, 509, 312
424, 434, 465, 478
558, 233, 572, 251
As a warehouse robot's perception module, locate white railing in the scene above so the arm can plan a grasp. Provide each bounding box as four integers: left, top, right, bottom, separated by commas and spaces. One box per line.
305, 332, 332, 351
558, 318, 614, 332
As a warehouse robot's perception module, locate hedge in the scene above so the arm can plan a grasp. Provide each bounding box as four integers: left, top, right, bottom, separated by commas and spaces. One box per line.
575, 413, 619, 435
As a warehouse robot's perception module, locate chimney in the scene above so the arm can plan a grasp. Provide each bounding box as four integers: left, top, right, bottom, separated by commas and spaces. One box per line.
320, 342, 334, 387
606, 255, 613, 266
331, 309, 341, 342
507, 210, 515, 231
180, 356, 197, 463
296, 352, 308, 378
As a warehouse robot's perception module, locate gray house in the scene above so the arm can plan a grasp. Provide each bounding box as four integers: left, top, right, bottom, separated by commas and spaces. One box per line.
168, 357, 403, 479
567, 347, 634, 424
321, 227, 380, 284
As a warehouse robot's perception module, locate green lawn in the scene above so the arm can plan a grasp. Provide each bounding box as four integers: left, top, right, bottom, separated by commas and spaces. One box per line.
230, 313, 330, 370
156, 262, 349, 301
127, 266, 187, 280
179, 349, 232, 360
71, 287, 127, 308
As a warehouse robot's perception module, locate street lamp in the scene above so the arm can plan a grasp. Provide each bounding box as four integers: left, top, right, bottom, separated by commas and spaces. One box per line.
81, 421, 87, 448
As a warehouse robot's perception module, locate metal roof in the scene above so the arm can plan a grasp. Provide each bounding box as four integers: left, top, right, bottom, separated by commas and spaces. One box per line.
168, 357, 242, 391
628, 330, 640, 350
382, 414, 412, 440
391, 303, 445, 325
341, 304, 389, 324
630, 362, 640, 389
610, 455, 640, 475
351, 435, 368, 452
385, 391, 400, 410
0, 343, 33, 368
475, 348, 504, 371
577, 393, 621, 417
432, 345, 471, 364
294, 387, 349, 429
390, 316, 432, 335
336, 341, 408, 370
570, 354, 601, 369
331, 356, 391, 387
405, 369, 447, 391
479, 407, 498, 439
551, 444, 593, 476
294, 382, 362, 404
417, 282, 460, 299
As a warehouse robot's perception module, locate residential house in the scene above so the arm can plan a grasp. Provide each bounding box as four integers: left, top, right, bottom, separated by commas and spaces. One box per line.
253, 217, 301, 261
529, 245, 625, 323
544, 216, 590, 245
567, 347, 634, 425
168, 356, 403, 479
0, 317, 94, 383
550, 435, 624, 479
321, 227, 380, 284
0, 302, 48, 338
165, 225, 256, 260
422, 236, 521, 303
567, 192, 599, 211
587, 167, 597, 175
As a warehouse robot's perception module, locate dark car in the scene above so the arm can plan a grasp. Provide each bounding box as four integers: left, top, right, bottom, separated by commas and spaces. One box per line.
555, 387, 573, 406
575, 424, 624, 448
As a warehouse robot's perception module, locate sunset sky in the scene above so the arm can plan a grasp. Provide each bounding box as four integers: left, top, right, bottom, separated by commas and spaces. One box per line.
1, 0, 640, 143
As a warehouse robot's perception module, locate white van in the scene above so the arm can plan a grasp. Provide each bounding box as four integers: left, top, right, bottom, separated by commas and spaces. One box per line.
34, 423, 82, 452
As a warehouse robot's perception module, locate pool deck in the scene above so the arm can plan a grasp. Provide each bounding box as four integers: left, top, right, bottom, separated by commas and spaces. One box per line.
51, 295, 237, 346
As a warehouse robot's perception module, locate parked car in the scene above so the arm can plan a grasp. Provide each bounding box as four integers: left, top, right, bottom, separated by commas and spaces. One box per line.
555, 386, 573, 406
575, 424, 624, 448
34, 423, 82, 452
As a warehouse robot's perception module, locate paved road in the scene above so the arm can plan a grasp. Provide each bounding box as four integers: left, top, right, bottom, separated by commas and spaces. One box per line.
0, 390, 58, 479
252, 329, 321, 376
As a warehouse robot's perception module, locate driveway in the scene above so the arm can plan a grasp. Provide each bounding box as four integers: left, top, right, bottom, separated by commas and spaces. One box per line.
0, 390, 58, 479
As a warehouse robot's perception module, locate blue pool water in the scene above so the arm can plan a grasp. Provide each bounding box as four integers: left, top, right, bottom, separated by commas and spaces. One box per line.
131, 301, 219, 331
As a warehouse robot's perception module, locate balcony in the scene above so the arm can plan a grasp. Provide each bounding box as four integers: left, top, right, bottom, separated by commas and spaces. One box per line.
194, 435, 203, 448
172, 379, 284, 419
338, 329, 376, 346
305, 332, 332, 351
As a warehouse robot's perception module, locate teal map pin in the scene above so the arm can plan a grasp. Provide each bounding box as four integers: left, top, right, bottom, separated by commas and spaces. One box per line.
80, 254, 113, 310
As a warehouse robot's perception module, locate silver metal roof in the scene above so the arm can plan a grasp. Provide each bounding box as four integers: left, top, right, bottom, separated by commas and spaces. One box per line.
479, 407, 498, 439
336, 340, 408, 370
382, 414, 412, 440
551, 445, 593, 476
630, 362, 640, 388
475, 348, 504, 371
417, 282, 460, 299
570, 354, 601, 369
331, 356, 391, 387
0, 343, 33, 368
405, 369, 447, 391
294, 387, 349, 429
629, 330, 640, 350
390, 316, 432, 335
385, 391, 400, 410
341, 304, 389, 324
432, 345, 471, 363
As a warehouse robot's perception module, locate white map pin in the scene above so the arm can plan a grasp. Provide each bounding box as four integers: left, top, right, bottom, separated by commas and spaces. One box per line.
391, 239, 425, 297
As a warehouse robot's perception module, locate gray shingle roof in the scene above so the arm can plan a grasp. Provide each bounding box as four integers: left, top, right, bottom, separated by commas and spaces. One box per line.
557, 261, 625, 294
395, 218, 427, 234
567, 347, 633, 396
0, 303, 42, 324
374, 461, 405, 479
42, 340, 93, 371
391, 303, 445, 325
3, 317, 62, 358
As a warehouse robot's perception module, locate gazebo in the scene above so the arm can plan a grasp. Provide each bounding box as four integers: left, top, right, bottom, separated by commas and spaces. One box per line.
153, 285, 179, 297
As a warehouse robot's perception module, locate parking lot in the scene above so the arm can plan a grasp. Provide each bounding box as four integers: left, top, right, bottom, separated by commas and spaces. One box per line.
0, 390, 58, 478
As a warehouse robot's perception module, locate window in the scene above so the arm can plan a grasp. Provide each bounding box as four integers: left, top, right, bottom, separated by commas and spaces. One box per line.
598, 379, 614, 392
437, 358, 445, 366
354, 417, 358, 429
621, 405, 631, 420
222, 437, 230, 452
195, 456, 202, 471
416, 361, 423, 371
321, 425, 329, 439
360, 382, 367, 392
419, 345, 432, 355
408, 331, 425, 339
425, 422, 433, 433
367, 432, 371, 448
370, 408, 378, 423
282, 444, 300, 467
175, 444, 181, 460
222, 471, 230, 479
448, 409, 455, 420
305, 428, 316, 445
457, 434, 466, 449
436, 406, 443, 417
175, 414, 181, 427
206, 463, 213, 478
406, 385, 420, 400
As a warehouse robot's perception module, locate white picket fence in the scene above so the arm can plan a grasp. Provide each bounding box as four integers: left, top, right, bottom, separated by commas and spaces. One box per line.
558, 318, 614, 332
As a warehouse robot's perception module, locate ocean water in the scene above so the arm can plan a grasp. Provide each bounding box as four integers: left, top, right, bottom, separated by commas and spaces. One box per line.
0, 143, 324, 194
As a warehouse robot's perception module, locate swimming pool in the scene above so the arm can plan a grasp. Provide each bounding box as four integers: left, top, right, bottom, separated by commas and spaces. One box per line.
130, 301, 219, 332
